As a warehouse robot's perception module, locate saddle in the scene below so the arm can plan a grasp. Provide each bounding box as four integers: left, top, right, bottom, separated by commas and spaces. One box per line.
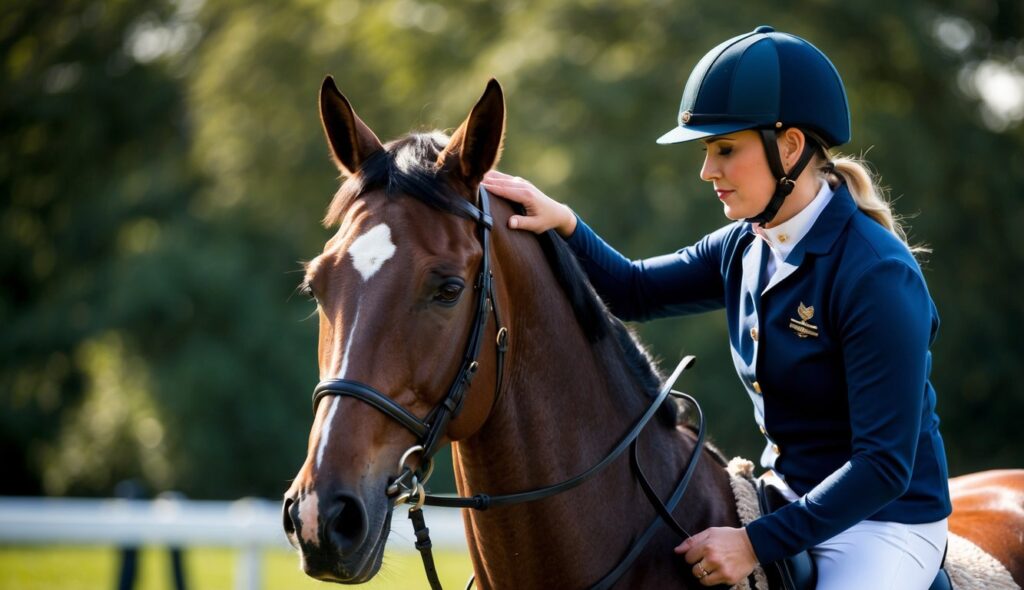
755, 478, 952, 590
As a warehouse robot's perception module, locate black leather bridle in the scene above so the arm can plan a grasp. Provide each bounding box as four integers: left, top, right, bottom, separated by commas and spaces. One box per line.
310, 186, 707, 590
313, 186, 507, 499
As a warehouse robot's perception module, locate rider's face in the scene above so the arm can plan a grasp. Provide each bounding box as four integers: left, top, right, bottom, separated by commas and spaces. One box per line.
699, 130, 777, 223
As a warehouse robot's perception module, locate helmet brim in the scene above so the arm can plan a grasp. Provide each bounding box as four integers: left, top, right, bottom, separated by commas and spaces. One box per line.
655, 121, 759, 145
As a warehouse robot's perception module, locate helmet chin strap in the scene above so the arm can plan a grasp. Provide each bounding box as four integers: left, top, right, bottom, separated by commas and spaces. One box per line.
746, 128, 818, 225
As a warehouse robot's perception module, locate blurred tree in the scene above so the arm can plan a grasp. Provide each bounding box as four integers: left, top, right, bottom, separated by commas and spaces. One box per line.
0, 0, 315, 498
1, 0, 199, 494
1, 0, 1020, 500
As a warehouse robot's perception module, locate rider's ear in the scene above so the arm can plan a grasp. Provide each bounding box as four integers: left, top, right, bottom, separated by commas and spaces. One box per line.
319, 76, 384, 176
778, 127, 806, 170
439, 79, 505, 187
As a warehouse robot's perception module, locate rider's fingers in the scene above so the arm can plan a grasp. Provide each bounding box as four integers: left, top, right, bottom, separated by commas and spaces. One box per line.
508, 214, 548, 234
483, 170, 515, 182
480, 175, 523, 190
481, 179, 534, 205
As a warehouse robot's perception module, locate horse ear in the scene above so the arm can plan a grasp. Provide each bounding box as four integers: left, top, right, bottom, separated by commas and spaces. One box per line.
319, 76, 384, 176
439, 79, 505, 186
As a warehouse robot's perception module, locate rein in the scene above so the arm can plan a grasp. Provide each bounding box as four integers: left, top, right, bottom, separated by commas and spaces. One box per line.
311, 186, 707, 589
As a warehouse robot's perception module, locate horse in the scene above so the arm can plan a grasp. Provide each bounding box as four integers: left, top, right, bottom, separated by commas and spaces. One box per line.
282, 77, 1024, 589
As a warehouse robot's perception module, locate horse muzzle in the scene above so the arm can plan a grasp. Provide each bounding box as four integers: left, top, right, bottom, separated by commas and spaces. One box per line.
283, 489, 391, 583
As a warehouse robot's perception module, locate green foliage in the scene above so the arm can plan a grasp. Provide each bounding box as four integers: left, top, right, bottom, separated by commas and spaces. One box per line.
1, 0, 1021, 500
0, 0, 314, 498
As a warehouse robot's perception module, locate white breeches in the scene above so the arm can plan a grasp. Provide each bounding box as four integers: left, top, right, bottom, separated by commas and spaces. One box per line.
760, 471, 948, 590
811, 518, 948, 590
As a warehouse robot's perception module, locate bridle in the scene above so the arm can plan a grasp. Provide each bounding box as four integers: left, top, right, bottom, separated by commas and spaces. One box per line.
310, 186, 707, 590
313, 185, 506, 501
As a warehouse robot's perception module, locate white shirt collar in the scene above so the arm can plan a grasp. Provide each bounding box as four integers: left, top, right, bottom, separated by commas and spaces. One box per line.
754, 180, 834, 266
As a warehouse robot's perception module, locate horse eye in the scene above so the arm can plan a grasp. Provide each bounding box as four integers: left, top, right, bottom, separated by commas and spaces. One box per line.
300, 283, 317, 302
434, 281, 464, 305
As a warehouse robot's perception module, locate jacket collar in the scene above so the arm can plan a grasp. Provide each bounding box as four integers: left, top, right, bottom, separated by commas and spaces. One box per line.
744, 181, 857, 258
742, 182, 858, 294
799, 182, 857, 255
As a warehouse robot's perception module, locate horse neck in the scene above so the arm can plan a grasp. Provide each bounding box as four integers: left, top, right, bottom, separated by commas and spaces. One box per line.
451, 213, 737, 588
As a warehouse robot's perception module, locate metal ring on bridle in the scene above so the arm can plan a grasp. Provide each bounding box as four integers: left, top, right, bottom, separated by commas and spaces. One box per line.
399, 445, 425, 471
386, 445, 436, 499
410, 482, 426, 511
395, 475, 418, 505
395, 476, 426, 512
387, 470, 410, 497
398, 444, 435, 485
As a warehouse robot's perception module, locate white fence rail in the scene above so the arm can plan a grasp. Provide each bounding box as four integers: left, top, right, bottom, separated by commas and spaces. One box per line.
0, 496, 467, 590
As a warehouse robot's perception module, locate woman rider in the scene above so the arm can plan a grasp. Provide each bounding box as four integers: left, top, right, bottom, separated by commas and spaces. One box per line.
481, 26, 953, 589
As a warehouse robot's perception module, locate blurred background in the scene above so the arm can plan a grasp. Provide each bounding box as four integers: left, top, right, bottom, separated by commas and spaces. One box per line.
2, 0, 1022, 587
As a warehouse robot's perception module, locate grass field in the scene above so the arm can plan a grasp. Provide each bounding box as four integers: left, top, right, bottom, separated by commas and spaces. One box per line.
0, 546, 473, 590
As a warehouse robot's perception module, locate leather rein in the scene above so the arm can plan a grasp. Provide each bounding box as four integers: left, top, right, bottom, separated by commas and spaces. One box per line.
310, 186, 707, 590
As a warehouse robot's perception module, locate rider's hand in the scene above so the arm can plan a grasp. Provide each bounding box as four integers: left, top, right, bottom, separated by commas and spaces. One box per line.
481, 170, 578, 238
675, 527, 758, 586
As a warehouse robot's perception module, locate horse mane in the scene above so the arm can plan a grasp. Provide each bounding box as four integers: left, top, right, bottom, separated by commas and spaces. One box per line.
533, 226, 683, 425
324, 132, 681, 425
538, 217, 737, 453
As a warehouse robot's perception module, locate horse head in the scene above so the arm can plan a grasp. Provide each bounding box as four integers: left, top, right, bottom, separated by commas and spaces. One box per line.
282, 76, 508, 583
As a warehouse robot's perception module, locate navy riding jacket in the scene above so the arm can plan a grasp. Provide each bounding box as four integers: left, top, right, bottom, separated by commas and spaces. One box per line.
564, 183, 953, 564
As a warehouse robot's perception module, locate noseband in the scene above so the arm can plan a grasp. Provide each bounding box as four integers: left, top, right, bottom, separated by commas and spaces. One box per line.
309, 186, 706, 590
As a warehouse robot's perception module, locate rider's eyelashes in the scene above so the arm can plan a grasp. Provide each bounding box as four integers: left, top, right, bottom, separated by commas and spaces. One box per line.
699, 145, 733, 156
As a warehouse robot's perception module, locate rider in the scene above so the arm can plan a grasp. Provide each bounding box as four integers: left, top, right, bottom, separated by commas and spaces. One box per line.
482, 26, 952, 589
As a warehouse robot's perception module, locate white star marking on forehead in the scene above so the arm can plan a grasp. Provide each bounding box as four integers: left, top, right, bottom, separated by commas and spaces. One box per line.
348, 223, 397, 281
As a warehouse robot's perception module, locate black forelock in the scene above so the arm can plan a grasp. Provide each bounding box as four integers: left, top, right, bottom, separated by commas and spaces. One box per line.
324, 132, 465, 227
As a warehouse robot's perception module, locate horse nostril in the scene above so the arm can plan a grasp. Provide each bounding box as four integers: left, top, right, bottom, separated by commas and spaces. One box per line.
328, 493, 368, 556
282, 497, 298, 541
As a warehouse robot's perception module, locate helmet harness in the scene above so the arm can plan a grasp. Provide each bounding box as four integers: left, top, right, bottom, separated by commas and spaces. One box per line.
749, 128, 821, 225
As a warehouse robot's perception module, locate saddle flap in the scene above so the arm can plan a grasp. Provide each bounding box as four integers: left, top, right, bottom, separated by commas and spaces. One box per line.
758, 478, 794, 515
756, 478, 816, 590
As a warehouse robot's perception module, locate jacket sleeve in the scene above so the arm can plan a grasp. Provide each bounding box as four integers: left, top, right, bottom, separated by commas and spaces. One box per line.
745, 259, 935, 564
563, 216, 730, 321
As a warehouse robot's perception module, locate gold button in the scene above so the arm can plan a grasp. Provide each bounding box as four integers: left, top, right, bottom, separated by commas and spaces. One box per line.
778, 233, 789, 243
772, 444, 781, 454
759, 424, 767, 435
752, 381, 762, 394
750, 327, 758, 342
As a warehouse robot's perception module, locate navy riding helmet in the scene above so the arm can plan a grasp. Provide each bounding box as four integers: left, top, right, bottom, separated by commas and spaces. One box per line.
657, 26, 851, 224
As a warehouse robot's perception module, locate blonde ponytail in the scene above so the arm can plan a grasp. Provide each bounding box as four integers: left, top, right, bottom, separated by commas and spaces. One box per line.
823, 155, 930, 256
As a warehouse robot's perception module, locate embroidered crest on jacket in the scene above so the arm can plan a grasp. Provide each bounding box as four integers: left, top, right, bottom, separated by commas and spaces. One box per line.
789, 302, 819, 338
